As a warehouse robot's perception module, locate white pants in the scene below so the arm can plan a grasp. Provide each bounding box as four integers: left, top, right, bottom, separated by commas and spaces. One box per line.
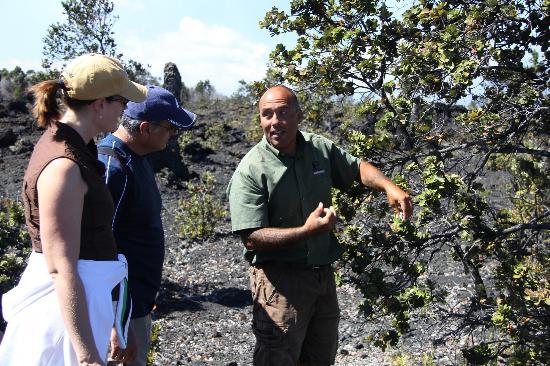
0, 251, 128, 365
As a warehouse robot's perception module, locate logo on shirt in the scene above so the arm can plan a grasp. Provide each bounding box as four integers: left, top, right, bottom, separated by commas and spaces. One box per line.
312, 161, 325, 175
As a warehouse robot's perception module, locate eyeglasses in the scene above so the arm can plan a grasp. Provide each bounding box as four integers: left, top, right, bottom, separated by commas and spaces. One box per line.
106, 95, 129, 106
152, 121, 179, 134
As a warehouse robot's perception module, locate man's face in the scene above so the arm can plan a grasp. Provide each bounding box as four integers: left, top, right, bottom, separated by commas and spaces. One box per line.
147, 120, 178, 152
259, 87, 302, 156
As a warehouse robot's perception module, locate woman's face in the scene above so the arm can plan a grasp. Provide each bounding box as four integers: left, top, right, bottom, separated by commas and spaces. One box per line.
101, 96, 128, 132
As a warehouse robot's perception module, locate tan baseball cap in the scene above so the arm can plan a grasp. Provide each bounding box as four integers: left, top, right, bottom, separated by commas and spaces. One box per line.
61, 53, 147, 102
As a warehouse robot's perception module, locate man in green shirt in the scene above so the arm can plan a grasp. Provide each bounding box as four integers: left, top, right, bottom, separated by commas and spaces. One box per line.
227, 85, 413, 365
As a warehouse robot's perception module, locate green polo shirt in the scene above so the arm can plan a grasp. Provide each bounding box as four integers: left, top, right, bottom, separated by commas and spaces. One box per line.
227, 131, 360, 265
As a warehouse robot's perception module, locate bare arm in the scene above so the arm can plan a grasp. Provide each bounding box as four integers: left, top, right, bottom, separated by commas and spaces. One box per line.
37, 158, 105, 366
357, 160, 413, 219
240, 202, 337, 252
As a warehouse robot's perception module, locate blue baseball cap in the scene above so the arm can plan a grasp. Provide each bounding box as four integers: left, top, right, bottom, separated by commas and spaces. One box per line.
124, 85, 197, 129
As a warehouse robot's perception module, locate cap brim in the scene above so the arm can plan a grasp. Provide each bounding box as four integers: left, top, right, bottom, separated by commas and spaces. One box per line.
169, 107, 197, 130
120, 81, 148, 102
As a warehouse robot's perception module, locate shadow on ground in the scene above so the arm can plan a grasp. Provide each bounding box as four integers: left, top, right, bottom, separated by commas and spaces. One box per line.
155, 279, 252, 316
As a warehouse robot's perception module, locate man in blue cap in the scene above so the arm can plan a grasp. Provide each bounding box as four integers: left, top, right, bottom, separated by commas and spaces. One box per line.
98, 85, 197, 365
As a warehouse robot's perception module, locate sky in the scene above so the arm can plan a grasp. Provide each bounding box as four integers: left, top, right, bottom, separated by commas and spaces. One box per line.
0, 0, 295, 95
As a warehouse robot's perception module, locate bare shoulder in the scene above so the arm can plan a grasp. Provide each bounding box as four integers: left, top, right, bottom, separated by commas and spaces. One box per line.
38, 157, 87, 194
42, 157, 80, 174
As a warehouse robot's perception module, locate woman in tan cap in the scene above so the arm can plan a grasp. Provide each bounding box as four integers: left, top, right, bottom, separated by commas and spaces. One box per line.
0, 54, 147, 366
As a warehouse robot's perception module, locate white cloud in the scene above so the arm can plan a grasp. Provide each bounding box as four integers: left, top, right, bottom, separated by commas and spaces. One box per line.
119, 16, 270, 95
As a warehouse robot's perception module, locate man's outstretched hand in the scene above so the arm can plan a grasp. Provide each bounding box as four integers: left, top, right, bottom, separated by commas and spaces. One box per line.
303, 202, 337, 236
386, 184, 413, 220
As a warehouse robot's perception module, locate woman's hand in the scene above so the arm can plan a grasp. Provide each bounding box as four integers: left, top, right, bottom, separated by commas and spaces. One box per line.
109, 326, 137, 363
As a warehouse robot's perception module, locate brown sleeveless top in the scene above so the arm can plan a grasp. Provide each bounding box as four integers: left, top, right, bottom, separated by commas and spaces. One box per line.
22, 122, 117, 260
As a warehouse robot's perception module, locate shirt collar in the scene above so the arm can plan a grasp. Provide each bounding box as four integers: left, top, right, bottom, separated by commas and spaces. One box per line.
100, 133, 137, 160
260, 131, 305, 160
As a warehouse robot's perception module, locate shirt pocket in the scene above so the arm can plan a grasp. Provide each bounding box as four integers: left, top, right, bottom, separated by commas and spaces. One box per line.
308, 159, 332, 204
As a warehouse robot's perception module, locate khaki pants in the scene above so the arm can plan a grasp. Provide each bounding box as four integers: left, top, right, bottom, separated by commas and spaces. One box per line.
249, 263, 340, 366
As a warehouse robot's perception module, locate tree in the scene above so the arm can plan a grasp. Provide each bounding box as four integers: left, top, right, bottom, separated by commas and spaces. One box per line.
0, 68, 66, 107
42, 0, 120, 69
0, 67, 28, 102
193, 80, 216, 102
125, 59, 160, 86
262, 0, 549, 364
41, 0, 158, 86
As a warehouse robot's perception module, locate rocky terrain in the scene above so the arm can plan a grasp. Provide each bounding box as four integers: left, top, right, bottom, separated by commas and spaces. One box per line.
0, 98, 474, 365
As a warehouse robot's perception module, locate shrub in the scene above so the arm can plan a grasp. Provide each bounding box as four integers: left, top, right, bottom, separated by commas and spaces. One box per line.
177, 130, 193, 152
146, 321, 161, 365
203, 122, 226, 151
0, 199, 30, 295
243, 114, 263, 144
0, 199, 30, 330
174, 172, 227, 241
